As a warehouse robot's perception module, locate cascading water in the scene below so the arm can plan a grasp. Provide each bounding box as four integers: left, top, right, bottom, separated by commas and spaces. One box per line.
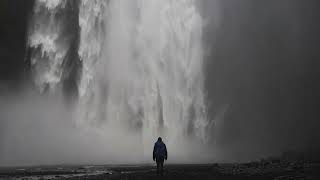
28, 0, 80, 93
27, 0, 211, 163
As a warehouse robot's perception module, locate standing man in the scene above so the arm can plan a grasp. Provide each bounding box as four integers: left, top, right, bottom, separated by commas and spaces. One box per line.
153, 137, 168, 176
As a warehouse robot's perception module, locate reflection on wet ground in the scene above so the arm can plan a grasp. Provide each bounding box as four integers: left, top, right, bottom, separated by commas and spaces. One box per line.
1, 162, 320, 180
0, 165, 113, 180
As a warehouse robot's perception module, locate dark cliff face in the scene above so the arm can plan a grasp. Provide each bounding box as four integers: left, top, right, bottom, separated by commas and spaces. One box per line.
202, 0, 320, 160
0, 0, 34, 88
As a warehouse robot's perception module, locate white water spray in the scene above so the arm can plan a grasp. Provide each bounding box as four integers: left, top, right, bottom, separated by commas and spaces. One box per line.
26, 0, 211, 164
28, 0, 69, 92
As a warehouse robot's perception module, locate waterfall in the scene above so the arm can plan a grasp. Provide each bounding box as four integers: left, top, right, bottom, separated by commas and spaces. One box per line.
27, 0, 210, 162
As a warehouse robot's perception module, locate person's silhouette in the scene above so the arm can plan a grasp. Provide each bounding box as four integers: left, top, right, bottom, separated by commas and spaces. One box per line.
153, 137, 167, 176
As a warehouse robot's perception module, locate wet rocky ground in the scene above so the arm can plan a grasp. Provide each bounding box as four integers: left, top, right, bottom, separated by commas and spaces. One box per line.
1, 161, 320, 180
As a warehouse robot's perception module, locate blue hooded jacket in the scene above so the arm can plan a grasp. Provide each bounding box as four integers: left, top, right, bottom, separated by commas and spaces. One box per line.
153, 138, 167, 161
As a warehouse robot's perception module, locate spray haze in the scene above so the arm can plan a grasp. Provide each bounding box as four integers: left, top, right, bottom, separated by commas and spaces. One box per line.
0, 0, 212, 166
1, 0, 320, 166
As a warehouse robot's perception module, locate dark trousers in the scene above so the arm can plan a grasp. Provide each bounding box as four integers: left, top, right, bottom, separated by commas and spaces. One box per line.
156, 158, 164, 176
